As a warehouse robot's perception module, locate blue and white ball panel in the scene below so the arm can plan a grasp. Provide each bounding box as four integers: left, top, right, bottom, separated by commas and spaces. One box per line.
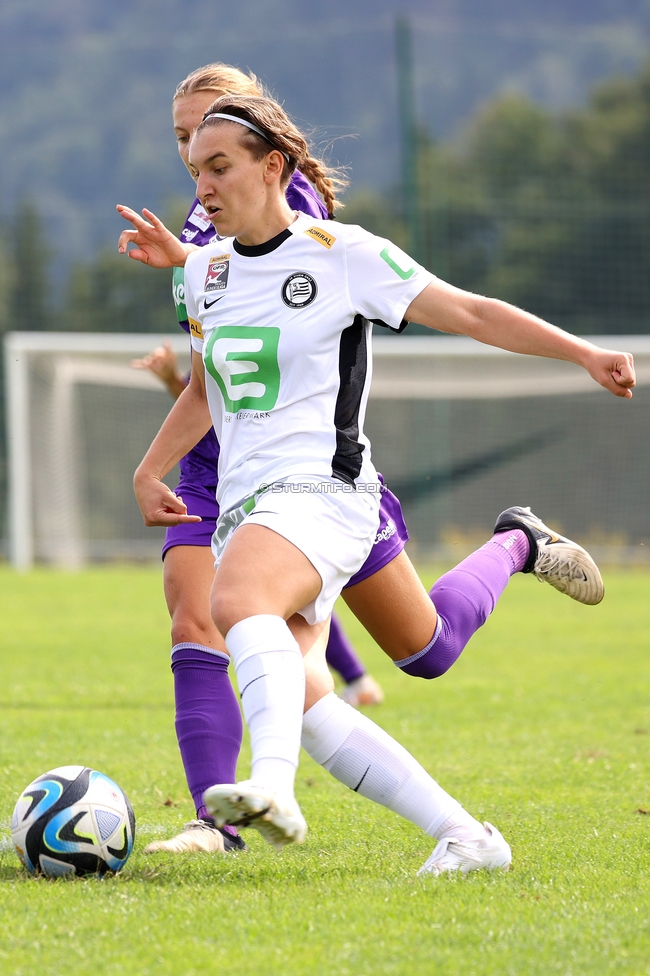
38, 856, 77, 877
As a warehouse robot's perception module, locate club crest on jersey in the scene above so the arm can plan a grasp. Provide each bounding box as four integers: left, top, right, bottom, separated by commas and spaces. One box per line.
281, 272, 317, 308
205, 254, 230, 292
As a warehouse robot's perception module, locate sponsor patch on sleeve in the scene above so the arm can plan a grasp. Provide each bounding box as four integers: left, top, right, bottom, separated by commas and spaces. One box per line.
380, 245, 416, 280
188, 317, 203, 340
304, 226, 336, 249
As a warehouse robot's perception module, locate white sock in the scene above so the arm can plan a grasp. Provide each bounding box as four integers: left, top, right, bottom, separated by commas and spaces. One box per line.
226, 615, 305, 796
302, 693, 485, 840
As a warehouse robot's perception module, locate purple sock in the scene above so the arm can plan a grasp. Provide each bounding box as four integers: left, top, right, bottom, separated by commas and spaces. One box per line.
325, 614, 366, 684
172, 643, 243, 833
397, 530, 529, 679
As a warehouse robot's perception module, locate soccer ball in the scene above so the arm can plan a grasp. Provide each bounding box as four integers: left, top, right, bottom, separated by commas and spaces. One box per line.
11, 765, 136, 877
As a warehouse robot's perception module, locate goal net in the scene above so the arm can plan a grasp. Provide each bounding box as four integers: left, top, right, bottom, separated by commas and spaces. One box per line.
5, 332, 650, 569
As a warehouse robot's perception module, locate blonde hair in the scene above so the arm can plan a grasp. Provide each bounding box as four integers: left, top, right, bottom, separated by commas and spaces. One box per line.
197, 93, 347, 215
174, 63, 262, 100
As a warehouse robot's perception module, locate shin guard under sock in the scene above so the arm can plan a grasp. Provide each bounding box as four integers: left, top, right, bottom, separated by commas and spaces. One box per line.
172, 643, 242, 822
302, 693, 483, 839
226, 615, 304, 795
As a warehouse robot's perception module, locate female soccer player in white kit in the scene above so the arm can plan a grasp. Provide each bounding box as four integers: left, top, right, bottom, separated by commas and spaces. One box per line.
120, 93, 635, 874
135, 64, 387, 857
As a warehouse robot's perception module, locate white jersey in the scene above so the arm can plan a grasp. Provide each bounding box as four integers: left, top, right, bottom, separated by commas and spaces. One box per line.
185, 214, 434, 511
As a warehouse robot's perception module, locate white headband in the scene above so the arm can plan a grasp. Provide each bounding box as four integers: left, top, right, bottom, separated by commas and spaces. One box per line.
203, 113, 290, 162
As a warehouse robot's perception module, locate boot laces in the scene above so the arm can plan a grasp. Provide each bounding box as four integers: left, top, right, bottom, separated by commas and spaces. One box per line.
534, 547, 585, 581
182, 819, 218, 833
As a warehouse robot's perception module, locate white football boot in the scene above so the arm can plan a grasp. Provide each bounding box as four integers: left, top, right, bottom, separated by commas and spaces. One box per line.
418, 822, 512, 877
144, 819, 246, 854
203, 781, 307, 852
495, 505, 604, 605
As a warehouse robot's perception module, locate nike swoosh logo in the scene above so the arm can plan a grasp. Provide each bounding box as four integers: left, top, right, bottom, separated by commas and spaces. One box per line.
353, 765, 371, 792
106, 825, 130, 860
204, 297, 224, 309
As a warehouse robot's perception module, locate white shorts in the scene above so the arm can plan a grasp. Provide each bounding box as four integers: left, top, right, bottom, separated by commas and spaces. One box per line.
211, 475, 381, 624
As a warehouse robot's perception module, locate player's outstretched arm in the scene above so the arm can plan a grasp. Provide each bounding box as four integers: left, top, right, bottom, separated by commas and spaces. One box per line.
132, 341, 187, 399
405, 281, 636, 399
134, 350, 212, 526
116, 205, 197, 268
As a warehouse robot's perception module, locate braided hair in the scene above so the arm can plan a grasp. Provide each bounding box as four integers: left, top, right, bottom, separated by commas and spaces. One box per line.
197, 94, 347, 216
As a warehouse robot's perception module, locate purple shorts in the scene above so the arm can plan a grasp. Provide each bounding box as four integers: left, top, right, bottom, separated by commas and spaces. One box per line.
162, 477, 409, 586
344, 479, 408, 587
162, 482, 220, 557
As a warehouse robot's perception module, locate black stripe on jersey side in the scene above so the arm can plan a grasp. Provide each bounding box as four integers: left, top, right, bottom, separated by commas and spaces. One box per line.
331, 314, 368, 486
372, 317, 409, 334
233, 228, 292, 256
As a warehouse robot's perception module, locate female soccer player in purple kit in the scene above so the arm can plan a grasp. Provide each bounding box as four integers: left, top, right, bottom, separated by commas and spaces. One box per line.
119, 88, 634, 874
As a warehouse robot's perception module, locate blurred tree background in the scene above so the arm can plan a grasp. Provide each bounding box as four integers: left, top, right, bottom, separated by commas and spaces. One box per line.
345, 58, 650, 336
3, 58, 650, 339
0, 198, 189, 336
2, 39, 650, 351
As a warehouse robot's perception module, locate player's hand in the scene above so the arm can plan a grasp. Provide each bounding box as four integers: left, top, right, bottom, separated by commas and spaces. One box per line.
132, 341, 180, 384
116, 206, 197, 268
134, 475, 202, 527
584, 347, 636, 399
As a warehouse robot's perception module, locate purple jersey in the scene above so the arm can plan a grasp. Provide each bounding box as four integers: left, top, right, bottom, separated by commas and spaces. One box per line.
171, 170, 329, 486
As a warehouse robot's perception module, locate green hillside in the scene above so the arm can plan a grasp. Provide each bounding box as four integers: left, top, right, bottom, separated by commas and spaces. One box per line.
1, 0, 650, 257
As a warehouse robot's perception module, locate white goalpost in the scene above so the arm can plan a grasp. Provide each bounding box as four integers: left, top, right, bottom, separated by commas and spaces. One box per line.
5, 332, 650, 569
5, 333, 190, 570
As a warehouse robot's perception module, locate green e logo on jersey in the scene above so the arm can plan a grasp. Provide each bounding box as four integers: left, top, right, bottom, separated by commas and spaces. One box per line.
380, 245, 416, 280
172, 266, 187, 324
204, 326, 281, 413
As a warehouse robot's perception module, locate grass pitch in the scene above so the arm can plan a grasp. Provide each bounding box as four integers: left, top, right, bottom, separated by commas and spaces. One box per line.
0, 564, 648, 975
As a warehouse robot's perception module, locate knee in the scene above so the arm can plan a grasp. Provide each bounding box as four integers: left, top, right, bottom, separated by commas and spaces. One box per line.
210, 585, 244, 641
398, 655, 451, 680
170, 605, 221, 648
395, 617, 462, 680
